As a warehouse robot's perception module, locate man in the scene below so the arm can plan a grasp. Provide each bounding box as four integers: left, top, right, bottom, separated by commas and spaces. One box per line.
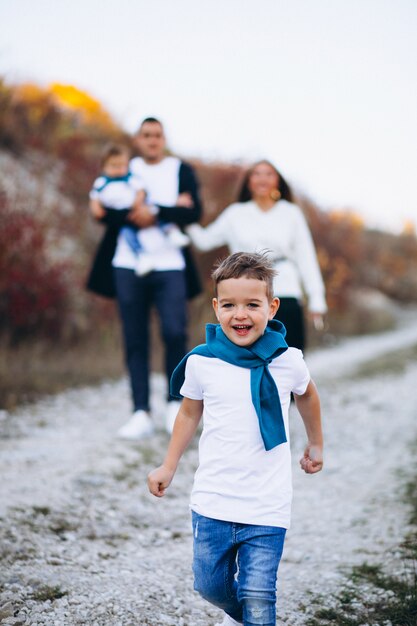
105, 118, 202, 439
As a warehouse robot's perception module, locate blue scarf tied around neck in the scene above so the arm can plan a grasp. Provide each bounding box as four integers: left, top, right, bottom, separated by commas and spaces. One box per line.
170, 319, 288, 451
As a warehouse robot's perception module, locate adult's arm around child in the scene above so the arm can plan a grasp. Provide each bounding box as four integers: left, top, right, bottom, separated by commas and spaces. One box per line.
147, 397, 203, 498
89, 198, 106, 220
294, 379, 324, 474
157, 163, 202, 226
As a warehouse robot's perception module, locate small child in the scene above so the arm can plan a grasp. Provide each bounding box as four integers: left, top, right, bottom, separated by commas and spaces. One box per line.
89, 144, 190, 276
148, 251, 324, 626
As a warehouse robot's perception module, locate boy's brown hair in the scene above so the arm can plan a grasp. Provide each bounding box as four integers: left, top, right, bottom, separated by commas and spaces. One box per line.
211, 251, 277, 300
100, 143, 131, 168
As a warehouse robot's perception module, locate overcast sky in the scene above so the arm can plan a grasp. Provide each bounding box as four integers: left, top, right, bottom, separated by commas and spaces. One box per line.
1, 0, 416, 232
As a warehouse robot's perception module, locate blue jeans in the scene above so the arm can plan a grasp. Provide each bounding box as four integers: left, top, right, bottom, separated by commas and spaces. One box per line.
113, 268, 187, 411
192, 512, 286, 626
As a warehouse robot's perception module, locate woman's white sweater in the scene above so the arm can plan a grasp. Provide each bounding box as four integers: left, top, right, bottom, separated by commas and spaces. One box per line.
187, 200, 327, 313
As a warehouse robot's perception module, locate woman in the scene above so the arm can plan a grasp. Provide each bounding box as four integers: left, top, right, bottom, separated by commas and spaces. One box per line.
187, 160, 326, 350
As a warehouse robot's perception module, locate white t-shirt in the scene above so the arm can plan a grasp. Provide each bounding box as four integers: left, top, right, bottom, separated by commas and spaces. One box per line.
180, 348, 310, 528
112, 156, 185, 271
187, 200, 327, 313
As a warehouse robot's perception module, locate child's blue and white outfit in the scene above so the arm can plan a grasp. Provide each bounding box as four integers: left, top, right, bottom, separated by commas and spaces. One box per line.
89, 171, 145, 258
89, 170, 189, 275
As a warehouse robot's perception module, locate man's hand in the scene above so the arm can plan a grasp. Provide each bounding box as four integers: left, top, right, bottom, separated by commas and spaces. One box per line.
147, 465, 175, 497
128, 204, 156, 228
300, 443, 323, 474
177, 192, 194, 208
89, 199, 106, 220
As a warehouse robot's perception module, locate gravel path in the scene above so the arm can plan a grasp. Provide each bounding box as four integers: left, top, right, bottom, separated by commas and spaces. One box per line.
1, 315, 417, 626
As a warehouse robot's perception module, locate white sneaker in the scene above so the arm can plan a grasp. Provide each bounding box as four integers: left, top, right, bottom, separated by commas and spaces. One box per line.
215, 614, 242, 626
166, 228, 190, 248
117, 410, 154, 440
135, 254, 154, 276
165, 400, 181, 434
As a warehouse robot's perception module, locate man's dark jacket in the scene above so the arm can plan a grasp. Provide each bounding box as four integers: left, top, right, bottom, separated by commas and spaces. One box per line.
86, 161, 202, 299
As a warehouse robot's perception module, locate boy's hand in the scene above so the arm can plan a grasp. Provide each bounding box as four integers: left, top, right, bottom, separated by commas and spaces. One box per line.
147, 465, 175, 497
300, 443, 323, 474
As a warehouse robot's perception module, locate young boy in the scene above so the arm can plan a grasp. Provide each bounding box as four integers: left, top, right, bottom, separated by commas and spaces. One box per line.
89, 144, 190, 276
148, 251, 323, 626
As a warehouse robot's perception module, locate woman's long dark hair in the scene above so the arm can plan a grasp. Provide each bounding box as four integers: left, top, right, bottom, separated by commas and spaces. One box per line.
238, 160, 293, 203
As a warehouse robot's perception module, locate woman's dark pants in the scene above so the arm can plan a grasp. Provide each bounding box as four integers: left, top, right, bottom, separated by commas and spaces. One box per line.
274, 297, 305, 351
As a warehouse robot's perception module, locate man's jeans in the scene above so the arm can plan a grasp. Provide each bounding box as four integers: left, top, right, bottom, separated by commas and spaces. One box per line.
192, 512, 286, 626
114, 268, 187, 411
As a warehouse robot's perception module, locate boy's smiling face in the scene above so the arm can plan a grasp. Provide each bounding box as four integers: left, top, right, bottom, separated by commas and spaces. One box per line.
213, 277, 279, 347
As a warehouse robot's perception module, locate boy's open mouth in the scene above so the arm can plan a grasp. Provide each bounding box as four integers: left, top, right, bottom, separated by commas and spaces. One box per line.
232, 325, 253, 336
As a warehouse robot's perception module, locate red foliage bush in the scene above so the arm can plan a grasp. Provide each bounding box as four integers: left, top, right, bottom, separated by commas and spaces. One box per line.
0, 195, 70, 341
1, 75, 417, 351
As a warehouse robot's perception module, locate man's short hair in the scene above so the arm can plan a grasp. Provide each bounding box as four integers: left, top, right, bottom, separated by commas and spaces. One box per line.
211, 251, 277, 300
139, 117, 163, 129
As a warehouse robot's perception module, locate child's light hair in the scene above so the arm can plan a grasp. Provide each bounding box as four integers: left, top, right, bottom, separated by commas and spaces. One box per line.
100, 143, 131, 168
211, 251, 277, 300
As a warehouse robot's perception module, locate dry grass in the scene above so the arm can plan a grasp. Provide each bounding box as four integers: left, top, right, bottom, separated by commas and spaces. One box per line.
0, 327, 124, 411
0, 292, 404, 412
0, 297, 213, 412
